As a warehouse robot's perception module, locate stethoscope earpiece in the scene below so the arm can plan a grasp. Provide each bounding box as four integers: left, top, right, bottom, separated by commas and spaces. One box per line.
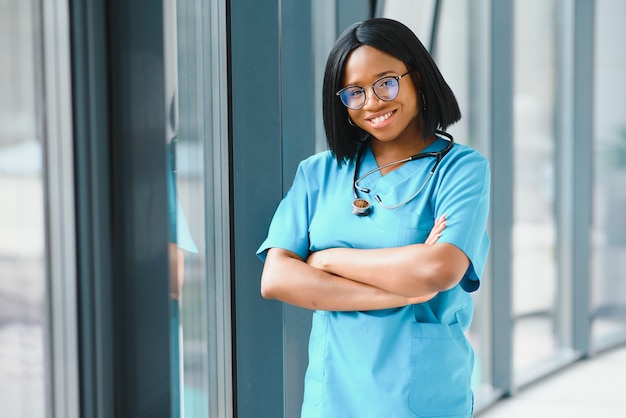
352, 198, 371, 216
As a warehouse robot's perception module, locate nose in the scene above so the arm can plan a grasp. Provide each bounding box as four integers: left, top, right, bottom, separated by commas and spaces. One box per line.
362, 86, 383, 109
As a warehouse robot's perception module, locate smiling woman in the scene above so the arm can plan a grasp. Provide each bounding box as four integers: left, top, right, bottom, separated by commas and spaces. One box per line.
340, 47, 420, 146
322, 18, 462, 164
258, 17, 490, 418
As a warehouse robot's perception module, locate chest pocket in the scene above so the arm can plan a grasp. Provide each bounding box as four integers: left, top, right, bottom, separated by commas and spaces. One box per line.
398, 213, 434, 246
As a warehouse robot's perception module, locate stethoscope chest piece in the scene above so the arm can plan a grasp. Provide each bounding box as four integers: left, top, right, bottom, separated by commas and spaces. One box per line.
352, 198, 371, 216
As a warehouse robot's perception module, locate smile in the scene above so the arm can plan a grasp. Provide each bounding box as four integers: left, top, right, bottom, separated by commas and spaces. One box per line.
367, 110, 395, 125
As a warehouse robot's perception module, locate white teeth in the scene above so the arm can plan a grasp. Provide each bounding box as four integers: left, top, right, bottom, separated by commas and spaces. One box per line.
370, 111, 394, 124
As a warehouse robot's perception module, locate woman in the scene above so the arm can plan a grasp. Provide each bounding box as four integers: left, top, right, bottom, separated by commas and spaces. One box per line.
257, 18, 490, 418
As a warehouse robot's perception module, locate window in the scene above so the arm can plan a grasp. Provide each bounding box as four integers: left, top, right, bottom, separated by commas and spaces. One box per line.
0, 1, 48, 416
511, 0, 569, 381
591, 0, 626, 349
165, 0, 232, 416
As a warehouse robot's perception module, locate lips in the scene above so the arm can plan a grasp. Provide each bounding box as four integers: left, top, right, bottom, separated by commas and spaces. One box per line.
366, 110, 396, 127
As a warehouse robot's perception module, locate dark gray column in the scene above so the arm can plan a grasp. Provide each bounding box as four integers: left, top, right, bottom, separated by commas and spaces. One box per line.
337, 0, 374, 34
70, 0, 116, 417
490, 0, 514, 396
280, 1, 316, 416
230, 1, 285, 417
104, 1, 172, 416
571, 0, 594, 355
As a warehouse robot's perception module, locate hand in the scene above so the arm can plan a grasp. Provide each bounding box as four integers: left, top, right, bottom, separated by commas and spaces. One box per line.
424, 214, 447, 245
407, 215, 446, 304
307, 215, 447, 271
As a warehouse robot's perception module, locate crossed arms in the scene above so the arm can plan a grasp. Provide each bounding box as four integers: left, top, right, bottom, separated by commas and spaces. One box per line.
260, 215, 470, 311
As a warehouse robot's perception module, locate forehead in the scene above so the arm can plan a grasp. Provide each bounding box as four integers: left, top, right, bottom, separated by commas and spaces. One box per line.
342, 45, 406, 85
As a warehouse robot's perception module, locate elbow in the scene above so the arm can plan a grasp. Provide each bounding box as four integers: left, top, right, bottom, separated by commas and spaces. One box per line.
419, 243, 471, 292
427, 263, 469, 293
260, 284, 271, 300
260, 248, 285, 300
410, 270, 458, 295
415, 258, 466, 294
260, 274, 278, 300
260, 248, 300, 301
260, 267, 290, 301
436, 270, 463, 292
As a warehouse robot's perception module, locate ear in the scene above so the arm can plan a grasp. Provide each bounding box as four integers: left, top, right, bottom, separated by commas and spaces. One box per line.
411, 70, 422, 87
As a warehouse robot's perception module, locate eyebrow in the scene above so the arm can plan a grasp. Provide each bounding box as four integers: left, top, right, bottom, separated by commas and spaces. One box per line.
344, 70, 400, 87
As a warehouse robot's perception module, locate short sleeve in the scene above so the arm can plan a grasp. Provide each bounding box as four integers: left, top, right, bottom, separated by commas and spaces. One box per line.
256, 160, 312, 262
167, 141, 198, 254
435, 152, 490, 292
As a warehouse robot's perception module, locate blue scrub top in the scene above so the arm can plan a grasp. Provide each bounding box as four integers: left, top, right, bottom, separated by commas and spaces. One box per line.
257, 136, 490, 418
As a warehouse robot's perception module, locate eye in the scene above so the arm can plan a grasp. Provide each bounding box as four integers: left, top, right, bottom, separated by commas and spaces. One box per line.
345, 87, 364, 98
377, 77, 397, 90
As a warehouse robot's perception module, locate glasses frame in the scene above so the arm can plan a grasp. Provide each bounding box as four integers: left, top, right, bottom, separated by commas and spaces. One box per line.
336, 70, 413, 110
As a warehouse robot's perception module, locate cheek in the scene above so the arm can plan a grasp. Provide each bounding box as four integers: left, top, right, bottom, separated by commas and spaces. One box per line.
403, 92, 420, 115
402, 99, 421, 127
354, 116, 374, 134
347, 110, 366, 129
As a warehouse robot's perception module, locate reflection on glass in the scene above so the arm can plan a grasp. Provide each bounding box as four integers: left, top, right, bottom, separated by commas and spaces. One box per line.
0, 0, 47, 416
167, 135, 199, 418
512, 0, 562, 377
591, 0, 626, 347
166, 0, 225, 416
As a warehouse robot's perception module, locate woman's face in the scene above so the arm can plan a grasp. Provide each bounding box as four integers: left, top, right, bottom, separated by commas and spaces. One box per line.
341, 45, 421, 145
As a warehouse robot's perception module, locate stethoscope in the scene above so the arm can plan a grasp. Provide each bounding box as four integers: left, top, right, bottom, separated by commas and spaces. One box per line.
352, 130, 454, 216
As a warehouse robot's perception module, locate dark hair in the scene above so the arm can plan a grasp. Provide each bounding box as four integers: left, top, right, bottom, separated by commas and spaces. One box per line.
323, 18, 461, 162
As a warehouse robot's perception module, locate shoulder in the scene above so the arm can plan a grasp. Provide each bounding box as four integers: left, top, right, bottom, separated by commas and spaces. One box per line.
446, 142, 490, 171
296, 149, 346, 176
299, 149, 339, 168
450, 142, 488, 162
436, 141, 491, 192
288, 150, 342, 190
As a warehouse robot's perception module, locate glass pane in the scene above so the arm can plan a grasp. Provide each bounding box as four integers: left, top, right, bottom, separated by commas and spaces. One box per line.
380, 0, 438, 48
166, 0, 230, 416
436, 0, 493, 401
591, 0, 626, 347
0, 0, 48, 416
512, 0, 564, 378
166, 1, 207, 415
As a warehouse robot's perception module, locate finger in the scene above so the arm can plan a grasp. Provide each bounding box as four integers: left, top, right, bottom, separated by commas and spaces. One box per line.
424, 229, 441, 245
424, 214, 447, 245
432, 214, 447, 233
424, 232, 441, 246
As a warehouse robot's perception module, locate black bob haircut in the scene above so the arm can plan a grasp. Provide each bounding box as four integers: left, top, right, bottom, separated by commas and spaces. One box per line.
323, 18, 461, 162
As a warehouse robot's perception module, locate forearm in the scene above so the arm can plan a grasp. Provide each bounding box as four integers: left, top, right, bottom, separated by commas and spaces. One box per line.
261, 248, 434, 311
307, 243, 469, 298
169, 243, 185, 299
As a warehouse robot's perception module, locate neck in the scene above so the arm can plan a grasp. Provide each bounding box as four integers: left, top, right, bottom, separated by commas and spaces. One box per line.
371, 134, 436, 167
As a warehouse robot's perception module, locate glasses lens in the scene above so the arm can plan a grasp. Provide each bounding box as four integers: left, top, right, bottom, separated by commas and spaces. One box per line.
373, 77, 400, 101
339, 87, 365, 109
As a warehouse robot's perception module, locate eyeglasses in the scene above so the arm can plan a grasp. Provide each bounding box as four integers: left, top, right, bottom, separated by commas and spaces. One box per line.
336, 71, 412, 110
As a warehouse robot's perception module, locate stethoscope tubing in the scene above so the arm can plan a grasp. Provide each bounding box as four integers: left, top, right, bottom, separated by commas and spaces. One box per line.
351, 130, 454, 215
